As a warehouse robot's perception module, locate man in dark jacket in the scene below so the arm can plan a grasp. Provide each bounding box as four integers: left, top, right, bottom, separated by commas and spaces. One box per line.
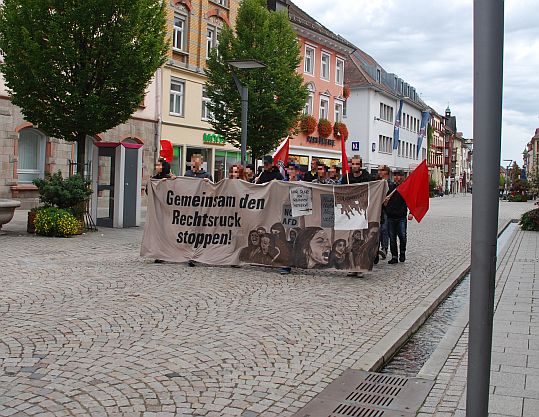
256, 155, 283, 184
340, 155, 372, 184
384, 170, 413, 264
303, 159, 318, 182
185, 154, 213, 181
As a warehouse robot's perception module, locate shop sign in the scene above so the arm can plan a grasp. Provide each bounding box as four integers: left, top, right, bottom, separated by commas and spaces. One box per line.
306, 136, 335, 147
203, 133, 226, 145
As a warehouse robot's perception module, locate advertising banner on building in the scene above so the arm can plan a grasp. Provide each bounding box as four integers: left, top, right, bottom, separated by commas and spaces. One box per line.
141, 178, 388, 272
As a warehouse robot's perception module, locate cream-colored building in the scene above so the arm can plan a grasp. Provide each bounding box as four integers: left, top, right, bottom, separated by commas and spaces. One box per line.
161, 0, 241, 181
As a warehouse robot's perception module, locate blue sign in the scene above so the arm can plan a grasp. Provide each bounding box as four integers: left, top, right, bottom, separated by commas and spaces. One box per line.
351, 141, 360, 151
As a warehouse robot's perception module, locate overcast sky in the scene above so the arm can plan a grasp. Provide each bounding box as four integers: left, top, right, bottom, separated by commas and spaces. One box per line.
292, 0, 538, 166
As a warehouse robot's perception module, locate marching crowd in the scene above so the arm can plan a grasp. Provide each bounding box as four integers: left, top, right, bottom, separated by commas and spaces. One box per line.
150, 153, 412, 275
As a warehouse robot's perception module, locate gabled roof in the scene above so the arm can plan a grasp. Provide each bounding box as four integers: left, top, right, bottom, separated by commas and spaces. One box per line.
287, 1, 355, 53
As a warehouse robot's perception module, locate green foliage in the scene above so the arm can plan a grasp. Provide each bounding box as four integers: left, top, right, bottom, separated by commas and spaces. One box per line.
0, 0, 168, 174
519, 208, 539, 231
34, 207, 81, 237
429, 178, 437, 198
499, 174, 505, 188
33, 171, 92, 217
205, 0, 308, 159
508, 194, 528, 202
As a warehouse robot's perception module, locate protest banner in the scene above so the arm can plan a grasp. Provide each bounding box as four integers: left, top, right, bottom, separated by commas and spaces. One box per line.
141, 178, 388, 272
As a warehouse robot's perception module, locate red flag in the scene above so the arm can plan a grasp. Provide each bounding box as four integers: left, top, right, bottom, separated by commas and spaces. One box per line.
396, 160, 429, 222
340, 136, 350, 175
273, 136, 290, 168
159, 140, 173, 162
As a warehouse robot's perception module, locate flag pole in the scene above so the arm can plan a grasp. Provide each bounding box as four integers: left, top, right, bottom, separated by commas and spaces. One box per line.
466, 0, 504, 416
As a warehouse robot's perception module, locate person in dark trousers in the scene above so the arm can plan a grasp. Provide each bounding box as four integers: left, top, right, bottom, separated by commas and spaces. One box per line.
384, 170, 413, 264
377, 165, 391, 260
340, 155, 372, 184
256, 155, 283, 184
340, 155, 372, 277
303, 159, 318, 182
185, 153, 213, 181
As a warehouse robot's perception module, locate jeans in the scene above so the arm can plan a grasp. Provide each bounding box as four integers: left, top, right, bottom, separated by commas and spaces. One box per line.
387, 217, 407, 258
380, 212, 389, 252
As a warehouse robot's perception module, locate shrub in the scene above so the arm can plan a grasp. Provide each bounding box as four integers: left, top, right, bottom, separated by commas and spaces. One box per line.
333, 122, 349, 141
508, 194, 527, 202
317, 118, 332, 138
34, 207, 81, 237
519, 208, 539, 231
299, 115, 317, 135
33, 171, 92, 218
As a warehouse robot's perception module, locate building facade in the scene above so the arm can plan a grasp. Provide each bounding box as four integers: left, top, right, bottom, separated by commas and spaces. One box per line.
270, 1, 354, 169
344, 50, 428, 175
162, 0, 241, 182
428, 110, 445, 187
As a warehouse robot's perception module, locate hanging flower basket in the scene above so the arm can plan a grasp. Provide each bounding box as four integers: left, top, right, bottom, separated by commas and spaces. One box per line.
333, 122, 349, 141
318, 119, 333, 139
299, 115, 317, 135
343, 85, 350, 99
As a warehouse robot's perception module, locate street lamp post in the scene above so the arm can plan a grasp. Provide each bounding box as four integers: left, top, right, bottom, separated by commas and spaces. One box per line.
226, 59, 266, 166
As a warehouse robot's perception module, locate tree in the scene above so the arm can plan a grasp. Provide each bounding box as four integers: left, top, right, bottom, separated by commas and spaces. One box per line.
205, 0, 308, 160
0, 0, 168, 175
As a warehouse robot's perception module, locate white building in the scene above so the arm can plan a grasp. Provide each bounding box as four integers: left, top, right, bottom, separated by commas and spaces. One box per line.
344, 49, 428, 175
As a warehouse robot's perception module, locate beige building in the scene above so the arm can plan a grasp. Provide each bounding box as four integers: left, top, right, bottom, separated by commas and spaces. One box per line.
162, 0, 241, 181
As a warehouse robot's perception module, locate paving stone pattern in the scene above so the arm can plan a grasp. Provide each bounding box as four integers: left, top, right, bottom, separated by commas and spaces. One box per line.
417, 223, 539, 417
0, 197, 534, 416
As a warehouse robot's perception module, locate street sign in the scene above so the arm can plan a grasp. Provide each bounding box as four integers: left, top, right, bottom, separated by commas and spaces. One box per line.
351, 141, 359, 151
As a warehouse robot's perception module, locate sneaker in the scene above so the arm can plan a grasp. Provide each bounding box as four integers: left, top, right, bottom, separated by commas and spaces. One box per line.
388, 258, 398, 264
399, 253, 406, 263
188, 260, 196, 267
379, 249, 387, 260
373, 255, 379, 265
347, 272, 364, 278
279, 267, 291, 275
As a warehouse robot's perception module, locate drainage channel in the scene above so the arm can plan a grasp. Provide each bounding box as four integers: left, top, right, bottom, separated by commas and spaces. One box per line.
380, 221, 518, 377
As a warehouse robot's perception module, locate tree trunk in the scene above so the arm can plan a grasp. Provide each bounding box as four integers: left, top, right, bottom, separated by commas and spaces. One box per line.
75, 133, 86, 177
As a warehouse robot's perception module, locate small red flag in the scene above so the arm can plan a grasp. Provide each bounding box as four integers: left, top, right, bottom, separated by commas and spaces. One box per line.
341, 136, 350, 175
273, 136, 290, 168
159, 140, 173, 162
396, 160, 429, 222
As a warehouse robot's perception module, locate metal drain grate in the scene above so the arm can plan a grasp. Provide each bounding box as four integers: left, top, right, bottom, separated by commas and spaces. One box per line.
292, 370, 434, 417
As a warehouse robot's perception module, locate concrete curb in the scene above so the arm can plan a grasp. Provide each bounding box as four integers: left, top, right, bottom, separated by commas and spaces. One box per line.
351, 219, 515, 373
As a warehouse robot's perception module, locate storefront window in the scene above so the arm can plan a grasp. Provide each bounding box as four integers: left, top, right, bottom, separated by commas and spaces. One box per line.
315, 157, 341, 168
171, 146, 182, 176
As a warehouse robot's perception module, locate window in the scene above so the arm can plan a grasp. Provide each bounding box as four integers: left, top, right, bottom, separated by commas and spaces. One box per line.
321, 52, 330, 80
335, 58, 344, 85
18, 128, 46, 183
206, 25, 219, 59
378, 135, 392, 153
379, 103, 394, 122
211, 0, 228, 6
343, 101, 347, 118
304, 45, 315, 75
173, 15, 187, 52
320, 97, 329, 119
304, 94, 313, 115
334, 102, 343, 123
170, 78, 185, 116
202, 86, 212, 120
376, 68, 381, 83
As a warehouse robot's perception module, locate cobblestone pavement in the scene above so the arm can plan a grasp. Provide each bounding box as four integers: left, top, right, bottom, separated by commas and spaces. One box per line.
417, 225, 539, 417
0, 196, 535, 416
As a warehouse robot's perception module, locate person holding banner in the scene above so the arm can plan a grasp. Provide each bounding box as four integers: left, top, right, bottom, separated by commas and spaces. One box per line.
256, 155, 283, 184
340, 155, 372, 184
377, 165, 391, 260
185, 154, 213, 181
228, 164, 247, 180
384, 170, 413, 264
